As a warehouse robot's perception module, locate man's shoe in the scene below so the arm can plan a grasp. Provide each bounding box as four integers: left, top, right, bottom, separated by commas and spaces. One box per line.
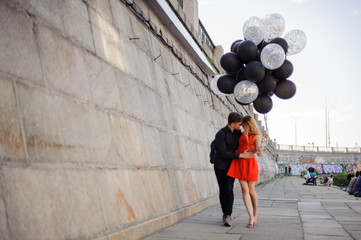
224, 215, 232, 227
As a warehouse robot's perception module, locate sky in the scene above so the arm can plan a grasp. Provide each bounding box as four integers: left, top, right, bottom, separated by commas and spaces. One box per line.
198, 0, 361, 148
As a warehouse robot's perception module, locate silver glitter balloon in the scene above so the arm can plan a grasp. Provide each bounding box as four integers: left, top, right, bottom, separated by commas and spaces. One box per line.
234, 80, 259, 104
262, 13, 285, 42
260, 43, 286, 70
211, 75, 227, 96
243, 16, 264, 45
284, 29, 307, 56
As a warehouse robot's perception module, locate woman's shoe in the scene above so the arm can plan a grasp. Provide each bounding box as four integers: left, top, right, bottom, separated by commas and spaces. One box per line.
247, 217, 255, 228
254, 216, 258, 226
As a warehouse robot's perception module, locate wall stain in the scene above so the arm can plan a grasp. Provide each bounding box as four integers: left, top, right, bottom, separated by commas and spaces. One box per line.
164, 78, 172, 99
175, 137, 183, 161
116, 189, 136, 222
26, 135, 73, 149
0, 129, 23, 150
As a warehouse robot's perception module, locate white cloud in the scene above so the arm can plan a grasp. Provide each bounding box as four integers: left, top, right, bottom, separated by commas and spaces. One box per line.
352, 8, 361, 16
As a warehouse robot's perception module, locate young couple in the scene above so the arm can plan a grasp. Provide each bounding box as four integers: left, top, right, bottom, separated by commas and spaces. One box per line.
213, 112, 263, 228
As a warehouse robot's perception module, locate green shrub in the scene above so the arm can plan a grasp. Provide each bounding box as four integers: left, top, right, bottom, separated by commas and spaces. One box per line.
333, 173, 348, 186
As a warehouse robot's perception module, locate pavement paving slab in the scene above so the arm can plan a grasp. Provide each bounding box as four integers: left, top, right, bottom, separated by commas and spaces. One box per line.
304, 236, 354, 240
142, 176, 361, 240
303, 227, 350, 236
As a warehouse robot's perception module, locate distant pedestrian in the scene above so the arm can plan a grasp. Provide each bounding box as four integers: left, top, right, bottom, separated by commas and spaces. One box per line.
285, 166, 288, 176
288, 166, 292, 176
347, 171, 360, 195
227, 116, 263, 228
353, 175, 361, 197
212, 112, 254, 227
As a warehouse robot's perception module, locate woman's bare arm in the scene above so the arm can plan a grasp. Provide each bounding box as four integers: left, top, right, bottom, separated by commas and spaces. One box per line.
254, 134, 263, 156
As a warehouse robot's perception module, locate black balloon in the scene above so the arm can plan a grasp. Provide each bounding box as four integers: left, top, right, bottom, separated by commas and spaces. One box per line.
270, 37, 288, 54
226, 71, 238, 78
258, 41, 269, 53
257, 75, 277, 94
236, 40, 259, 63
253, 94, 273, 114
236, 70, 247, 82
274, 79, 296, 99
257, 40, 265, 51
231, 40, 242, 53
244, 61, 265, 82
220, 52, 243, 72
217, 74, 238, 94
272, 60, 293, 80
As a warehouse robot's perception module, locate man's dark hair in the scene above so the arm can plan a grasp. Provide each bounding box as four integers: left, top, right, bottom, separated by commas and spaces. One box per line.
228, 112, 243, 125
356, 171, 360, 177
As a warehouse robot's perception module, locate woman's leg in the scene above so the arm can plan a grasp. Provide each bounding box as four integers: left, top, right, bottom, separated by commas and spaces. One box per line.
248, 181, 258, 220
240, 180, 254, 220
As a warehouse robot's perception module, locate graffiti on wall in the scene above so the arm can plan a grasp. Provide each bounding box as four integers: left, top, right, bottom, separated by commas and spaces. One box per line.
299, 156, 315, 163
345, 163, 361, 172
323, 164, 343, 173
278, 153, 361, 164
354, 163, 361, 171
257, 154, 279, 181
283, 163, 356, 175
314, 157, 326, 164
290, 164, 323, 175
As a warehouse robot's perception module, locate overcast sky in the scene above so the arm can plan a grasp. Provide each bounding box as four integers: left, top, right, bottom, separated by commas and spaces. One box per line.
198, 0, 361, 148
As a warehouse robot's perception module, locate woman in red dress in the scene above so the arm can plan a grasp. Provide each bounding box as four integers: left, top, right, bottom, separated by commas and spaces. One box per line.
227, 116, 263, 228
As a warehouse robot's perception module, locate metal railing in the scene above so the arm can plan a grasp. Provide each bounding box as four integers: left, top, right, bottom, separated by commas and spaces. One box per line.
198, 20, 215, 51
277, 144, 361, 153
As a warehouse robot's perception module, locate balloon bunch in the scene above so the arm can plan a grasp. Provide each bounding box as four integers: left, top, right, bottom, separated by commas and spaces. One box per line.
211, 13, 306, 114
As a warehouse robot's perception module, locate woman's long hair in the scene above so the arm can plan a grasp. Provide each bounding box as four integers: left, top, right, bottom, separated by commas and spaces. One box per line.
242, 116, 261, 146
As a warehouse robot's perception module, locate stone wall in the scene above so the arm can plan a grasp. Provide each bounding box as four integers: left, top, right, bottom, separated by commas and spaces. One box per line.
0, 0, 278, 239
279, 163, 361, 176
277, 148, 361, 176
277, 150, 361, 165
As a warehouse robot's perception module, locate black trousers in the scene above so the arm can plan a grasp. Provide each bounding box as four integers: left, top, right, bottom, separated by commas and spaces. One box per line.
214, 166, 235, 216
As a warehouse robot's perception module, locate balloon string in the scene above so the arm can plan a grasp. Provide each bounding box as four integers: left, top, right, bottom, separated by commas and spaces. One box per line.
262, 114, 270, 144
263, 114, 269, 133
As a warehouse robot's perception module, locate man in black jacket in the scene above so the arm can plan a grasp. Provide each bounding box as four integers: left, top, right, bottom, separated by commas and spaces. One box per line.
213, 112, 254, 227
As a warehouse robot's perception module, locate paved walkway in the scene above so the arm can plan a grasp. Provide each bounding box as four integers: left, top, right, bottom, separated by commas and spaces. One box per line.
142, 176, 361, 240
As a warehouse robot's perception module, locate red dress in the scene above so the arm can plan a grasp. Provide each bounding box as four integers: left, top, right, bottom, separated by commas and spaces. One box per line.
227, 134, 259, 181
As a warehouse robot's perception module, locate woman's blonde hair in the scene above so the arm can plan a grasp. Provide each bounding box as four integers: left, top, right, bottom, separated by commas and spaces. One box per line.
242, 116, 260, 146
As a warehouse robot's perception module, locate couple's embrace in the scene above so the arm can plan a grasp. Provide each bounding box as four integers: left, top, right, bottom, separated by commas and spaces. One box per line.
212, 112, 263, 228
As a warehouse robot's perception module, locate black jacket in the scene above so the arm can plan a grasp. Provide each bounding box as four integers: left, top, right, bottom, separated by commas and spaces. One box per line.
213, 126, 242, 171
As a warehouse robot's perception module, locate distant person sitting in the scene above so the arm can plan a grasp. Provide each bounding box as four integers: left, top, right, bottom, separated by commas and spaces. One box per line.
347, 171, 360, 195
304, 171, 310, 182
347, 171, 355, 184
353, 175, 361, 197
304, 170, 317, 185
323, 174, 334, 187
